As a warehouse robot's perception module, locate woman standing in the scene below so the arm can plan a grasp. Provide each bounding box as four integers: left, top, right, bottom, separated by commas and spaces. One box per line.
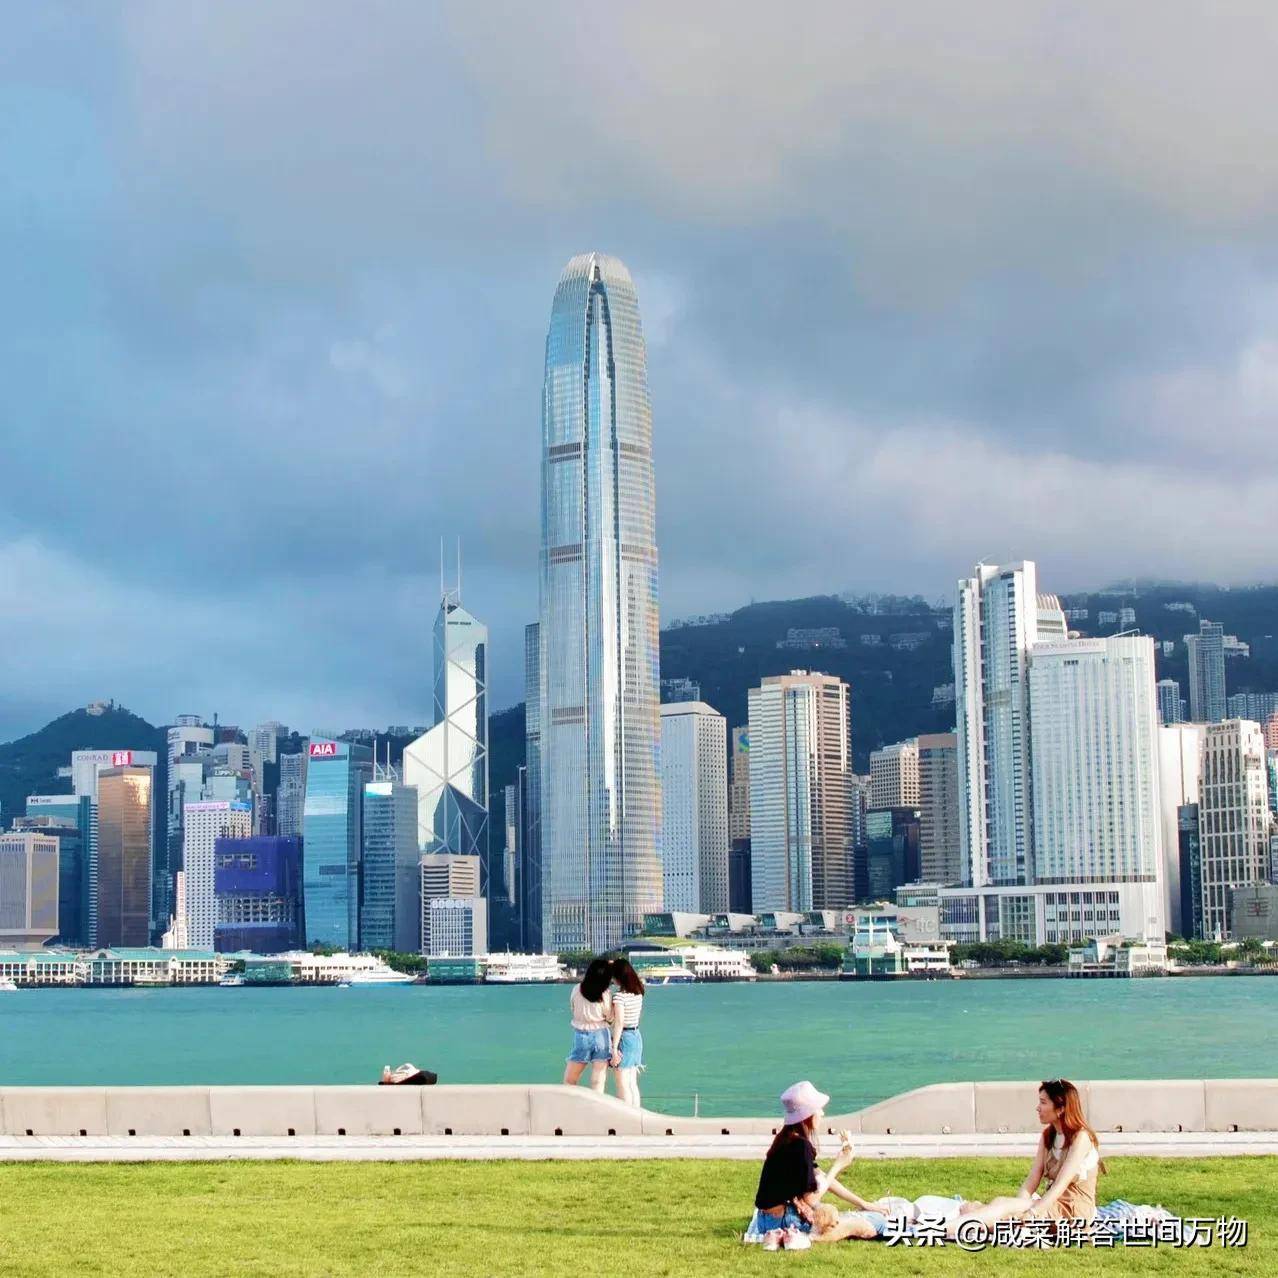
609, 958, 645, 1107
562, 957, 616, 1092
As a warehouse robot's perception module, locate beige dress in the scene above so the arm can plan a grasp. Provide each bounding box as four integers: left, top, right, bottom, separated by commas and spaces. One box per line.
1040, 1133, 1099, 1221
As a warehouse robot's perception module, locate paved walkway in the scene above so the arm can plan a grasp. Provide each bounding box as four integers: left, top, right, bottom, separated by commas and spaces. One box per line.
2, 1130, 1275, 1163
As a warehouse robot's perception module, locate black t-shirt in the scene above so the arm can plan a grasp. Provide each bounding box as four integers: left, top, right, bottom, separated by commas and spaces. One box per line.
754, 1135, 818, 1209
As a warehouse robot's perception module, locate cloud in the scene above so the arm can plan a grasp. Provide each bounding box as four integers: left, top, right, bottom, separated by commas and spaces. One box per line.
4, 3, 1278, 736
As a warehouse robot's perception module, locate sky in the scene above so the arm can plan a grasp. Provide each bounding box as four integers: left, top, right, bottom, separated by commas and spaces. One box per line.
5, 2, 1278, 740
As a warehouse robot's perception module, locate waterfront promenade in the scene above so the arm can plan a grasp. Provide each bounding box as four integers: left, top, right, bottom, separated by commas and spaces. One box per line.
2, 1078, 1274, 1161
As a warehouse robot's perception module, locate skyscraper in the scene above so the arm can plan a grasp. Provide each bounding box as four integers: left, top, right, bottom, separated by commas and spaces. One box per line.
521, 622, 542, 953
0, 832, 59, 949
659, 701, 729, 913
403, 588, 489, 867
214, 835, 304, 953
1158, 722, 1204, 936
1186, 620, 1226, 723
96, 764, 155, 947
954, 561, 1066, 886
276, 751, 307, 839
183, 799, 253, 948
869, 739, 920, 809
538, 253, 662, 951
419, 853, 483, 955
1156, 679, 1183, 726
917, 733, 962, 885
748, 670, 853, 912
360, 775, 421, 953
1199, 720, 1269, 938
302, 739, 372, 949
1028, 635, 1165, 938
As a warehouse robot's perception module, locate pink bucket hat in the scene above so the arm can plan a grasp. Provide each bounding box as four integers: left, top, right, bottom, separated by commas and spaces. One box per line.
780, 1080, 830, 1125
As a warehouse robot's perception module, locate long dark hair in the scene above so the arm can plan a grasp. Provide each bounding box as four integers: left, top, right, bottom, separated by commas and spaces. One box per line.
579, 957, 614, 1003
1039, 1079, 1105, 1172
766, 1116, 815, 1160
612, 957, 645, 996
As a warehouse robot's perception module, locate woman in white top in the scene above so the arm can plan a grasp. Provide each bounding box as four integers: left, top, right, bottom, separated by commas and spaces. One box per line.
609, 958, 645, 1107
562, 957, 618, 1092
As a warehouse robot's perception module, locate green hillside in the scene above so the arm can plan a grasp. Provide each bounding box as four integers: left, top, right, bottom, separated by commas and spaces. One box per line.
0, 704, 166, 822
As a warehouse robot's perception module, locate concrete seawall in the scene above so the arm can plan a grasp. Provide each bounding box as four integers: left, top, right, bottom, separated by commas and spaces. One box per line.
2, 1079, 1275, 1140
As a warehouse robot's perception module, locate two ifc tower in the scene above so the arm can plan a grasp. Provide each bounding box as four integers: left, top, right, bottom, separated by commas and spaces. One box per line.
414, 254, 662, 955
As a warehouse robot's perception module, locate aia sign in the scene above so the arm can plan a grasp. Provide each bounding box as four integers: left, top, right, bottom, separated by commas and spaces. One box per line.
111, 750, 133, 766
309, 741, 339, 758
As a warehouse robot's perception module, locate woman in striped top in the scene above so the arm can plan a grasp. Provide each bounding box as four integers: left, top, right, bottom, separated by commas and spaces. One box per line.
609, 958, 645, 1107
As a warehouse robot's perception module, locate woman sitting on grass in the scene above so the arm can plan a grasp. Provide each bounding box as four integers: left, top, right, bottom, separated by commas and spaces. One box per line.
942, 1078, 1103, 1238
746, 1082, 884, 1248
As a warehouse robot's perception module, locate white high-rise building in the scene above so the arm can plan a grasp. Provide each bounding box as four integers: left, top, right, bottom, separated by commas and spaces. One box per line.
748, 671, 853, 912
1185, 621, 1226, 723
1028, 635, 1165, 938
869, 739, 920, 809
1199, 720, 1270, 939
659, 701, 729, 913
1157, 723, 1205, 937
182, 800, 252, 948
954, 561, 1066, 886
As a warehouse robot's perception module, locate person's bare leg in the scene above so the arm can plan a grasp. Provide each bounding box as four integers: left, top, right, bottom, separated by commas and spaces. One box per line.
619, 1067, 640, 1107
588, 1060, 608, 1092
563, 1061, 587, 1086
945, 1195, 1032, 1238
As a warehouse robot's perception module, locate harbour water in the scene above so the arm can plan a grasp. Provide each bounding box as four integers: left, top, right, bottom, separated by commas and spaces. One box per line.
2, 977, 1273, 1116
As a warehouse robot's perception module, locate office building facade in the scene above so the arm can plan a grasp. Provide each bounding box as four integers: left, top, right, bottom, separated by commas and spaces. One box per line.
864, 808, 921, 901
869, 739, 920, 809
748, 671, 853, 912
537, 252, 663, 952
419, 853, 482, 955
95, 764, 155, 947
214, 835, 304, 953
0, 831, 60, 949
360, 778, 421, 953
183, 799, 253, 948
1158, 723, 1204, 937
1028, 638, 1164, 931
1198, 720, 1270, 939
521, 622, 543, 953
302, 739, 373, 949
659, 701, 729, 913
917, 733, 962, 885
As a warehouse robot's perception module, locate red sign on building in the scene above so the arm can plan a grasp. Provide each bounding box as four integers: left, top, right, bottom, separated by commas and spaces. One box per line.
309, 741, 338, 758
111, 750, 134, 766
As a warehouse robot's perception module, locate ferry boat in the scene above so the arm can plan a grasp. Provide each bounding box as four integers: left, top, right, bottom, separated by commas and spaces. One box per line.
0, 977, 19, 992
218, 974, 246, 987
483, 953, 563, 984
344, 968, 415, 985
643, 965, 696, 985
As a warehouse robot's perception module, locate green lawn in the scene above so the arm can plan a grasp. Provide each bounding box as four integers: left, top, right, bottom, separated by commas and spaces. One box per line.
0, 1157, 1272, 1277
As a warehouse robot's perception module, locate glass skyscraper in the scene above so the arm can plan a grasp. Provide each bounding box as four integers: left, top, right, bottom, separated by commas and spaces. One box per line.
403, 590, 489, 865
360, 777, 421, 953
302, 739, 372, 949
538, 252, 662, 951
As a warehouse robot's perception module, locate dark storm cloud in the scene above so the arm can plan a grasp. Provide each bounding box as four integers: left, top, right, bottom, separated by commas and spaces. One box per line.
4, 2, 1278, 737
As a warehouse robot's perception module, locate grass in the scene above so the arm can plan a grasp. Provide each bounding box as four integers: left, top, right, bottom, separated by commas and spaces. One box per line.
0, 1157, 1273, 1277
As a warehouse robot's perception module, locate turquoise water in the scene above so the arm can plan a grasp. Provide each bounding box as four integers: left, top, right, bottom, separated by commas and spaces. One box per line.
2, 978, 1274, 1116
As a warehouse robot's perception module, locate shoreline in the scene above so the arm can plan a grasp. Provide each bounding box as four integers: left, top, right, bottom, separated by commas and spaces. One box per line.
4, 964, 1276, 990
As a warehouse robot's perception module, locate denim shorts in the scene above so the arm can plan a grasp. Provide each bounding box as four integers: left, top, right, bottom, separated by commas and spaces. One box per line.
566, 1027, 612, 1063
617, 1027, 643, 1069
746, 1206, 811, 1239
